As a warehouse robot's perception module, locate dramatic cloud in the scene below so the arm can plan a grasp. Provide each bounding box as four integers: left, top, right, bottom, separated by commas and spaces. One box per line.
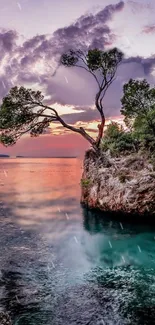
142, 25, 155, 34
127, 0, 154, 13
52, 1, 124, 51
0, 29, 18, 59
123, 56, 155, 75
0, 0, 155, 156
0, 1, 126, 112
61, 107, 99, 124
0, 0, 155, 141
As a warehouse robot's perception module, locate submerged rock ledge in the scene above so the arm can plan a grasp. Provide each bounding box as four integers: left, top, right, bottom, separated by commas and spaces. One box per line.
81, 149, 155, 217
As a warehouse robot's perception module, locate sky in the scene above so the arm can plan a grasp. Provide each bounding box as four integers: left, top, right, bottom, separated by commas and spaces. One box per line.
0, 0, 155, 157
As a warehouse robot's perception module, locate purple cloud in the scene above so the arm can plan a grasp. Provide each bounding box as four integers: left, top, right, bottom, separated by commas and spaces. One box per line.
128, 0, 153, 13
0, 1, 126, 101
0, 29, 18, 59
0, 0, 155, 127
22, 35, 46, 52
52, 1, 124, 52
123, 56, 155, 75
61, 107, 99, 124
142, 25, 155, 34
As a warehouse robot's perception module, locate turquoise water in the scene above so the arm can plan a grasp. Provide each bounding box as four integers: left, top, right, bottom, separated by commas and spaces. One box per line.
0, 158, 155, 324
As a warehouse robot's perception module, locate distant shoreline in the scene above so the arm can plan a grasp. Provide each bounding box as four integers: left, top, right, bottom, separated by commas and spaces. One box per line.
0, 156, 77, 159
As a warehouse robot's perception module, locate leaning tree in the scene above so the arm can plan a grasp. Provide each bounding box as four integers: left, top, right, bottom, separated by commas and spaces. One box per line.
0, 47, 123, 151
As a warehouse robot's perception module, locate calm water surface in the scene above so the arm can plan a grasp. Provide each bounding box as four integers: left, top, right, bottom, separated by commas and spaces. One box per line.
0, 158, 155, 325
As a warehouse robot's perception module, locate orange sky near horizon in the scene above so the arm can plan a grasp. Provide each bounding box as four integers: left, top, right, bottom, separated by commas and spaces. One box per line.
0, 116, 124, 157
49, 115, 124, 136
0, 0, 155, 157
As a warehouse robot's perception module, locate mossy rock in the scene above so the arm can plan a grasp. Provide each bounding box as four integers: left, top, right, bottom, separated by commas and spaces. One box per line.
81, 178, 91, 188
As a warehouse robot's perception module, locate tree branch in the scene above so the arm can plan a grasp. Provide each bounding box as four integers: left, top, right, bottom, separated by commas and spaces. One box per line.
30, 101, 97, 146
57, 115, 96, 146
33, 102, 97, 147
10, 120, 51, 139
32, 102, 59, 118
75, 65, 101, 88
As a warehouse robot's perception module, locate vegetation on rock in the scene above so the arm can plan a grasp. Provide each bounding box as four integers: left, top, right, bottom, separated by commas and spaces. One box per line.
0, 46, 155, 161
101, 79, 155, 158
121, 79, 155, 153
101, 122, 136, 156
81, 178, 91, 188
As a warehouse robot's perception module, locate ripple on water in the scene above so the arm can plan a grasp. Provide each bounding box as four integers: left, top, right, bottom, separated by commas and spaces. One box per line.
10, 264, 155, 325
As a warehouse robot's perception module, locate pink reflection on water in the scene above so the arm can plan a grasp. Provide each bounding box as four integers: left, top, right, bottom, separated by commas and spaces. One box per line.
0, 158, 83, 227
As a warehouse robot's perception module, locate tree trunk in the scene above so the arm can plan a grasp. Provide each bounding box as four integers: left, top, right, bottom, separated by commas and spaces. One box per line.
95, 89, 106, 148
79, 127, 100, 152
95, 116, 105, 147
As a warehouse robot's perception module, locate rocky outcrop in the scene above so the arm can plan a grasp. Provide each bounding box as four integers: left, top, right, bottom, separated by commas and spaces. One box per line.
81, 149, 155, 216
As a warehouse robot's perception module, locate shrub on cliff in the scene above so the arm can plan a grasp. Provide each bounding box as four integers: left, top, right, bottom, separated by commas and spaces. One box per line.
81, 178, 91, 188
102, 79, 155, 157
121, 79, 155, 154
101, 122, 136, 156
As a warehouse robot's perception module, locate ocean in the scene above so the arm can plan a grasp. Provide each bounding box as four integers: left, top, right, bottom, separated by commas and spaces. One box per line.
0, 158, 155, 325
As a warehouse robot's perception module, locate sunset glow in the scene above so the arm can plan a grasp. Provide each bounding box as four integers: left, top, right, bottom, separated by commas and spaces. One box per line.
0, 0, 155, 156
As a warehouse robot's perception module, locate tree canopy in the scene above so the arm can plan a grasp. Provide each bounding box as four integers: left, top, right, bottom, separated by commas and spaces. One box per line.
101, 78, 155, 156
2, 48, 155, 157
101, 122, 136, 156
61, 48, 123, 146
121, 79, 155, 152
0, 47, 123, 150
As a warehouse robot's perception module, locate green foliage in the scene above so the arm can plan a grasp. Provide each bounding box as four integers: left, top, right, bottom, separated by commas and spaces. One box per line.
81, 178, 91, 188
121, 79, 155, 153
121, 79, 152, 120
132, 110, 155, 151
61, 48, 123, 76
103, 121, 122, 139
101, 122, 135, 156
86, 49, 102, 71
0, 47, 124, 148
0, 86, 50, 146
86, 47, 123, 72
1, 49, 155, 160
0, 133, 16, 146
0, 48, 123, 150
60, 49, 79, 67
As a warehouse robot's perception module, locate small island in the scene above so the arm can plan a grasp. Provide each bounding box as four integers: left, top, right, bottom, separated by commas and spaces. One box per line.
81, 77, 155, 217
0, 154, 9, 158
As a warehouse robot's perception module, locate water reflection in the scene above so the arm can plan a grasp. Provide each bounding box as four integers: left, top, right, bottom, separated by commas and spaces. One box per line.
82, 206, 155, 269
82, 207, 155, 324
0, 158, 82, 227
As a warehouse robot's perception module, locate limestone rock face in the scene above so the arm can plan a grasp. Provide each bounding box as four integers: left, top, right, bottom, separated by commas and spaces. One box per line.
81, 149, 155, 216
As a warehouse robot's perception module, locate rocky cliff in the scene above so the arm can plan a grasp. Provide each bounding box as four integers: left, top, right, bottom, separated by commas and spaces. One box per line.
81, 149, 155, 217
